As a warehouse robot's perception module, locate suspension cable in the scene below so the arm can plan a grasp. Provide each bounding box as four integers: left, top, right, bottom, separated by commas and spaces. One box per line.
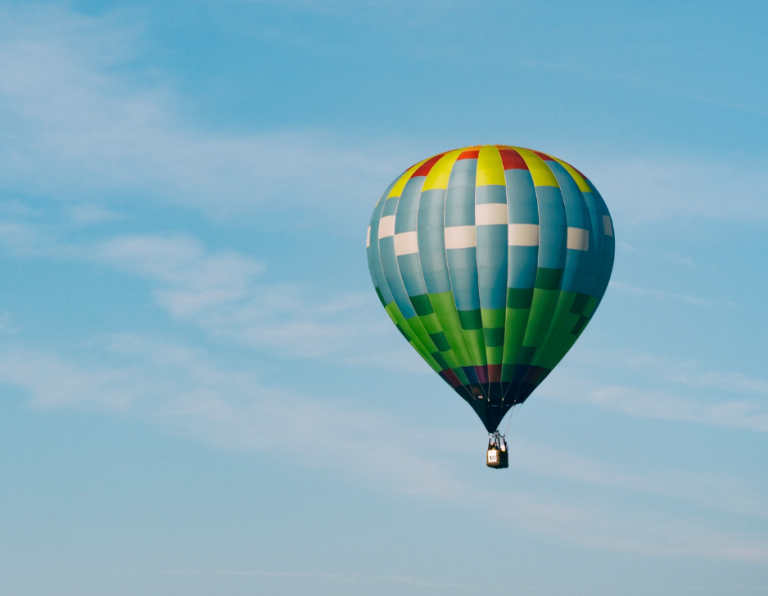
502, 400, 524, 438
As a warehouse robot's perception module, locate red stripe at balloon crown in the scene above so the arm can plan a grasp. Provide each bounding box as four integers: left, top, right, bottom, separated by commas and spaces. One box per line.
497, 147, 528, 170
457, 148, 480, 160
411, 153, 446, 177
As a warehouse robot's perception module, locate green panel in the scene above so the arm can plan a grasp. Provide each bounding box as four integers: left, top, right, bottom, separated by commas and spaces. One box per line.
483, 327, 505, 347
534, 268, 563, 291
403, 314, 438, 354
429, 331, 451, 352
462, 328, 488, 365
440, 348, 461, 369
518, 346, 537, 365
557, 333, 579, 364
375, 286, 386, 306
432, 351, 450, 370
523, 288, 560, 348
584, 296, 598, 317
502, 307, 531, 368
458, 309, 483, 330
410, 293, 434, 316
428, 291, 472, 367
572, 315, 589, 336
419, 312, 441, 335
501, 364, 518, 382
485, 345, 503, 365
507, 287, 534, 309
533, 291, 575, 364
386, 302, 439, 371
481, 308, 506, 366
385, 302, 418, 344
534, 290, 597, 369
480, 308, 506, 328
570, 292, 590, 315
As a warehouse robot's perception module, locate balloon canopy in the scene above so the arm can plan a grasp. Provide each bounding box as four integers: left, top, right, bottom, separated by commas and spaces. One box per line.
367, 145, 615, 433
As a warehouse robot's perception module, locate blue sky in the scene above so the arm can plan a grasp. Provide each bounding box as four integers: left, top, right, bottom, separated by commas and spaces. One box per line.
1, 1, 767, 594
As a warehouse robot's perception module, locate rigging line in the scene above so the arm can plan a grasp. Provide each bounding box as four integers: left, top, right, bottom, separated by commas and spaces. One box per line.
502, 399, 524, 438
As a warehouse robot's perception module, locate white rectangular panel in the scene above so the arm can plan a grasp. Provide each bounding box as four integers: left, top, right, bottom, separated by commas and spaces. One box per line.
378, 215, 396, 239
603, 214, 614, 237
394, 231, 419, 256
366, 226, 371, 248
475, 203, 508, 226
508, 224, 540, 246
567, 227, 589, 251
444, 225, 477, 249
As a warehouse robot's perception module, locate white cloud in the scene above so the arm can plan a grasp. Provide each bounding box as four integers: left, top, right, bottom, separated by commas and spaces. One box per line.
69, 203, 125, 225
92, 233, 393, 358
609, 280, 717, 306
96, 234, 265, 309
539, 375, 768, 434
617, 241, 698, 269
1, 4, 767, 231
0, 311, 16, 334
508, 437, 768, 520
0, 5, 414, 220
0, 3, 767, 567
569, 350, 768, 397
0, 217, 401, 361
589, 154, 768, 224
2, 336, 768, 562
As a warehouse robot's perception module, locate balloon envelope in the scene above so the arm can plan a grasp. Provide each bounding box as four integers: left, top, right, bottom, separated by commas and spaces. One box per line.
367, 145, 614, 432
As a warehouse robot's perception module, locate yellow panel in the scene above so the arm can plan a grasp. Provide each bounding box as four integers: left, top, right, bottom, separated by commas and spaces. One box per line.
512, 147, 559, 188
387, 157, 430, 199
422, 149, 463, 191
552, 157, 591, 192
476, 145, 506, 187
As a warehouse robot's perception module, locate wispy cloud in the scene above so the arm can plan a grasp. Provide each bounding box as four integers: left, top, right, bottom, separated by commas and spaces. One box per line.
1, 4, 767, 231
569, 350, 768, 397
0, 5, 416, 220
609, 280, 718, 306
508, 437, 768, 520
2, 336, 768, 562
589, 154, 768, 223
0, 218, 400, 360
0, 311, 17, 334
93, 233, 397, 360
617, 241, 698, 269
162, 568, 499, 592
540, 375, 768, 434
68, 203, 125, 225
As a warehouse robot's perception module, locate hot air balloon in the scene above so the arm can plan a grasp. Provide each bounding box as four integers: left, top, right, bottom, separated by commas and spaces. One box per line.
366, 145, 615, 468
